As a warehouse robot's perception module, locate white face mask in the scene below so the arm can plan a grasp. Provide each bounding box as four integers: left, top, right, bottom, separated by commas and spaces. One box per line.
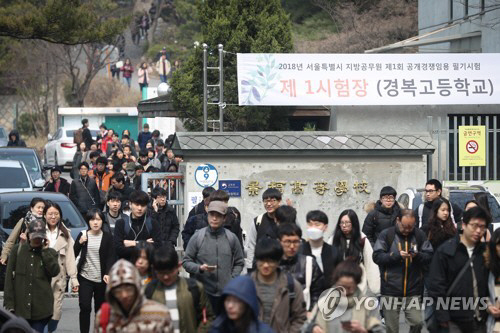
306, 227, 324, 240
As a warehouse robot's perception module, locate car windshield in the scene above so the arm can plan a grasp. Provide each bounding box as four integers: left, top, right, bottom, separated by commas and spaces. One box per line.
0, 167, 30, 188
66, 130, 99, 138
1, 200, 86, 229
0, 151, 39, 173
451, 191, 500, 222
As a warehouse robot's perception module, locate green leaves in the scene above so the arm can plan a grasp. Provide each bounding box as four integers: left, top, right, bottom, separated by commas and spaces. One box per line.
171, 0, 293, 131
0, 0, 130, 45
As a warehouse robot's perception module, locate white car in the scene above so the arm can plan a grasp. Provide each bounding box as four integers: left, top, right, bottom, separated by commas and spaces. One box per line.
0, 160, 34, 193
44, 127, 99, 167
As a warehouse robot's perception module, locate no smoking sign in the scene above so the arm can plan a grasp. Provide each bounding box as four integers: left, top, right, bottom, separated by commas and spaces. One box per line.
466, 140, 479, 154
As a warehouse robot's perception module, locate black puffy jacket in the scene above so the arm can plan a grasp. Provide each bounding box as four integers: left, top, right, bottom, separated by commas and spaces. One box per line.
69, 176, 100, 214
363, 201, 401, 246
280, 253, 324, 310
151, 204, 179, 248
372, 226, 433, 297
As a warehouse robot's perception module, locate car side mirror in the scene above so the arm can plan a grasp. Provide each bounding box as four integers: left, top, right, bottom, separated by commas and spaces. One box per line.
47, 134, 53, 141
34, 179, 45, 188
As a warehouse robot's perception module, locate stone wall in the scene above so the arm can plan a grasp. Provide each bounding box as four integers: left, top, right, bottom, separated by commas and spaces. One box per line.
182, 155, 427, 234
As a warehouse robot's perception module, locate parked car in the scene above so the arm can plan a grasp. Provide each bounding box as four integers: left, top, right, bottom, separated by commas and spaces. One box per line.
0, 192, 88, 291
0, 147, 47, 187
0, 160, 35, 193
0, 127, 7, 146
398, 186, 500, 231
44, 127, 99, 167
0, 191, 87, 241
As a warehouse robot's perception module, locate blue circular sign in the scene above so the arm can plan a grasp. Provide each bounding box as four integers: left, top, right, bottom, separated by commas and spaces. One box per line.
195, 163, 218, 188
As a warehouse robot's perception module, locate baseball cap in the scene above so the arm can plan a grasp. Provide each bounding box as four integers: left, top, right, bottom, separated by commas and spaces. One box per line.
28, 219, 47, 240
50, 166, 62, 174
207, 201, 228, 215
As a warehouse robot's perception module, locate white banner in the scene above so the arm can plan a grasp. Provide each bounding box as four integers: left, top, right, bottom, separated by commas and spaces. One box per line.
237, 53, 500, 106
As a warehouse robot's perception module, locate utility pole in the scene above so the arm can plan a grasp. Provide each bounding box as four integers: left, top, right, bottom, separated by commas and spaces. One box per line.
202, 44, 225, 132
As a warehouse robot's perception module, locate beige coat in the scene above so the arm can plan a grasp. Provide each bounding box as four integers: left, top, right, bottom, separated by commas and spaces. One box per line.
1, 217, 25, 262
50, 227, 79, 321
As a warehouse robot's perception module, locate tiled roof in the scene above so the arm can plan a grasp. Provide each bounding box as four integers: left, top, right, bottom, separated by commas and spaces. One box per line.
171, 132, 434, 156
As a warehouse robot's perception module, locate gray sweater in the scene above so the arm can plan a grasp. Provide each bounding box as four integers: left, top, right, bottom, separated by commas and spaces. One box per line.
182, 226, 244, 296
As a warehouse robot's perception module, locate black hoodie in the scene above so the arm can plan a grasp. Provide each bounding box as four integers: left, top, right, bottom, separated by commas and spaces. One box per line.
7, 130, 26, 147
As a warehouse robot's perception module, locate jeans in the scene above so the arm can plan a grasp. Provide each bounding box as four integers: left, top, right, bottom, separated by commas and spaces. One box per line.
382, 295, 423, 333
124, 77, 131, 88
159, 75, 167, 83
28, 316, 50, 333
47, 319, 58, 332
78, 274, 106, 333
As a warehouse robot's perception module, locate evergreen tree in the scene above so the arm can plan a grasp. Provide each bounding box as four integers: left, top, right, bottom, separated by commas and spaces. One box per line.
171, 0, 293, 131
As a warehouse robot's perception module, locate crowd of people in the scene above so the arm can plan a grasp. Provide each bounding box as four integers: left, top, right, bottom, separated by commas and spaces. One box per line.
0, 119, 499, 333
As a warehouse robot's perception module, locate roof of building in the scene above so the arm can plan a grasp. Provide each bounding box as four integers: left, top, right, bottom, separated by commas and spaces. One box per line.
171, 131, 435, 156
137, 94, 177, 117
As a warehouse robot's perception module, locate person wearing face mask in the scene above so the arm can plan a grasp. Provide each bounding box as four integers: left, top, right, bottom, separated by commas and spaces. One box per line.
124, 162, 137, 186
331, 209, 380, 296
1, 198, 46, 265
300, 210, 335, 289
147, 148, 162, 169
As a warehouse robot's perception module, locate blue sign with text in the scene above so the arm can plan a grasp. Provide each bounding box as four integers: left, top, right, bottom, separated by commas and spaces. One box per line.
219, 180, 241, 197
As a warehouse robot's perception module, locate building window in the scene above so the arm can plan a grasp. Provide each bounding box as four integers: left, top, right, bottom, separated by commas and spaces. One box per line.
464, 0, 469, 17
449, 0, 454, 21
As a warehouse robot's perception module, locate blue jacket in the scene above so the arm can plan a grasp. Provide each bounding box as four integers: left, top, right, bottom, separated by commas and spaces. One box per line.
137, 131, 152, 151
209, 275, 275, 333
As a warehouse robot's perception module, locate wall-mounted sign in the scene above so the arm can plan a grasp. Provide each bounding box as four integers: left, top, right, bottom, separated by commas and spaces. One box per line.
219, 180, 241, 197
459, 125, 486, 167
195, 163, 218, 188
237, 53, 500, 106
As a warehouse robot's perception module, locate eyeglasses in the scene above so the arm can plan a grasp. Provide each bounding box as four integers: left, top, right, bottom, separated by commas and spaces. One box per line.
281, 240, 301, 246
467, 223, 487, 231
263, 199, 278, 204
381, 195, 395, 201
340, 221, 352, 226
46, 213, 60, 217
424, 189, 437, 193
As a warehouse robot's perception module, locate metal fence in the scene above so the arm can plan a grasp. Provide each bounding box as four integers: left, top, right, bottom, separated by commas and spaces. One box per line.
443, 114, 500, 181
140, 172, 184, 247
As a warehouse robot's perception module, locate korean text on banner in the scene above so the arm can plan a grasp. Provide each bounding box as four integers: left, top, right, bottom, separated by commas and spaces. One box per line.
459, 125, 486, 167
237, 53, 500, 106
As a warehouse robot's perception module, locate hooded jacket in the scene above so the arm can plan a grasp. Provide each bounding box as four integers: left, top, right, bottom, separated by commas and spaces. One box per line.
4, 242, 60, 320
362, 200, 402, 246
7, 130, 26, 147
373, 226, 433, 297
210, 275, 275, 333
94, 259, 173, 333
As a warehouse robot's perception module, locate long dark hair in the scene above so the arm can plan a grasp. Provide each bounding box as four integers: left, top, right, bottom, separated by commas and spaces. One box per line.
427, 198, 456, 248
485, 229, 500, 279
331, 209, 363, 266
43, 201, 70, 239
